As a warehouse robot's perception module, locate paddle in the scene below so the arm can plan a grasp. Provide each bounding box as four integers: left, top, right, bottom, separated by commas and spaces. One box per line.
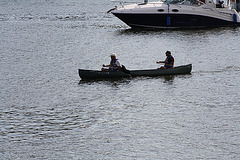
121, 65, 130, 74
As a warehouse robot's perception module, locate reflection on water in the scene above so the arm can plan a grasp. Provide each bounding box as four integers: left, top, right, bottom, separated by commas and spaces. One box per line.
116, 26, 240, 36
78, 73, 193, 86
79, 78, 131, 85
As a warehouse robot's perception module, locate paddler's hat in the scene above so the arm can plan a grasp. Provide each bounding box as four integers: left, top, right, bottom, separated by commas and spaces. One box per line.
165, 50, 171, 55
110, 53, 117, 57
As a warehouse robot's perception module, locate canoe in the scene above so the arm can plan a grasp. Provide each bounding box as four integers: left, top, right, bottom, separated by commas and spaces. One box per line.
79, 64, 192, 80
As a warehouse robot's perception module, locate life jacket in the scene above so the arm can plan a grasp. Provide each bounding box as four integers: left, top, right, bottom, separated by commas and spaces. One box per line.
109, 59, 120, 71
164, 56, 174, 68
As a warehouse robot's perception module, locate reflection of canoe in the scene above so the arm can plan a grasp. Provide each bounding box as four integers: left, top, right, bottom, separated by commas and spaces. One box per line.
79, 64, 192, 80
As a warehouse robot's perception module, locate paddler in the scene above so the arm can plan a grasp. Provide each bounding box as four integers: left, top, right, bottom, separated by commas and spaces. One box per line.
102, 53, 122, 71
156, 50, 174, 69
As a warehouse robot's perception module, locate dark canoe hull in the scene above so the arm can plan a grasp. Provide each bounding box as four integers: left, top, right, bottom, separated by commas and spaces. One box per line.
79, 64, 192, 80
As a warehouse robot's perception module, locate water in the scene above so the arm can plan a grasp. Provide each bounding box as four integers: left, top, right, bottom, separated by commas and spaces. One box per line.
1, 0, 240, 159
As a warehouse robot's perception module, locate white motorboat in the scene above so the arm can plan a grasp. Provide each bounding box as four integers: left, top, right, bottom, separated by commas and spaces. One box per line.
110, 0, 240, 28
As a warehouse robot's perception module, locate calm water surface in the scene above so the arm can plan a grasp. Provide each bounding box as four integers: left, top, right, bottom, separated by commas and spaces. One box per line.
1, 0, 240, 159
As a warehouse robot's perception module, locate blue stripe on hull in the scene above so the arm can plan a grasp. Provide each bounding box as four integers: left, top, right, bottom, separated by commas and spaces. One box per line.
113, 13, 240, 28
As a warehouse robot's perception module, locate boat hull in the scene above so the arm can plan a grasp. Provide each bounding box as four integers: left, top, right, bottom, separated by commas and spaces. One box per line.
79, 64, 192, 80
112, 13, 240, 28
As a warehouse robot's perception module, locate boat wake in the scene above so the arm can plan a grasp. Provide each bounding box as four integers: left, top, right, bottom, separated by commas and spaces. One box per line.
193, 66, 240, 74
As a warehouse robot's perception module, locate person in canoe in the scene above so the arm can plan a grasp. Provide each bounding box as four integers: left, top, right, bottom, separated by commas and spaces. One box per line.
156, 50, 174, 69
102, 53, 122, 71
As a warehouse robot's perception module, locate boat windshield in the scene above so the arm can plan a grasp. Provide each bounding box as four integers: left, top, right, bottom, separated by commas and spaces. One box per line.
162, 0, 205, 5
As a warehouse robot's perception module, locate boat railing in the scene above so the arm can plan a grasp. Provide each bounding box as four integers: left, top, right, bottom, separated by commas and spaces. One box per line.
137, 2, 163, 7
116, 0, 206, 10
